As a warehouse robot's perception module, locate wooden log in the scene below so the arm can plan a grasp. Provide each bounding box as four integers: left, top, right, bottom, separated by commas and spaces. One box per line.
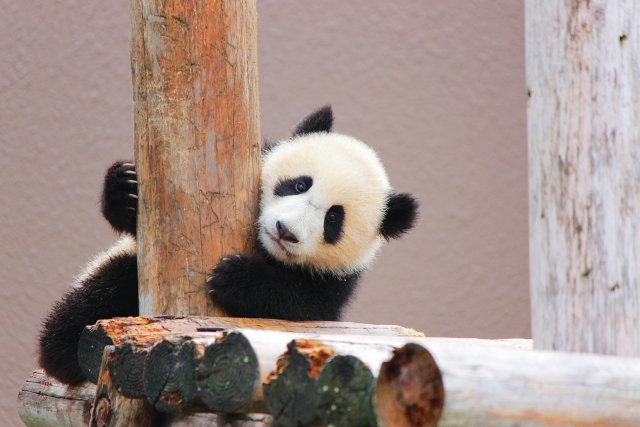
426, 342, 640, 426
258, 333, 444, 427
18, 370, 96, 427
143, 332, 259, 414
235, 330, 529, 425
78, 316, 424, 384
89, 346, 156, 427
527, 0, 640, 355
18, 370, 275, 427
130, 0, 261, 317
240, 330, 640, 427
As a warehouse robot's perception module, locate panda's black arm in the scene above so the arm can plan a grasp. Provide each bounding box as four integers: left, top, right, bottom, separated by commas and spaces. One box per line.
38, 253, 138, 385
101, 160, 138, 236
208, 255, 360, 321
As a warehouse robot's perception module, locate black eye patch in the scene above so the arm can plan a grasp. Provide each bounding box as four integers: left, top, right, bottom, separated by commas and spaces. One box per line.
324, 205, 345, 244
274, 176, 313, 197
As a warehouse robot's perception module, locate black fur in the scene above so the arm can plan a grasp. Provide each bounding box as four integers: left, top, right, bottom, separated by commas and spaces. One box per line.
274, 176, 313, 197
38, 161, 139, 384
38, 252, 138, 385
101, 161, 138, 236
208, 254, 359, 321
380, 192, 420, 240
323, 205, 345, 244
292, 105, 333, 136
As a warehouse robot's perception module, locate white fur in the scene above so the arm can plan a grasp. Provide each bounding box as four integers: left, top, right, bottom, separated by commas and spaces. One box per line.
259, 132, 391, 275
73, 235, 136, 288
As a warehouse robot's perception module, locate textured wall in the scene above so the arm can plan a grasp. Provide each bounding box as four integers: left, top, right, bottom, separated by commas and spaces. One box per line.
0, 1, 527, 425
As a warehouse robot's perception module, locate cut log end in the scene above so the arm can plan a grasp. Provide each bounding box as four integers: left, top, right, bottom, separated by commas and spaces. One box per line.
375, 343, 444, 427
108, 341, 148, 398
78, 325, 115, 384
263, 340, 330, 427
196, 332, 259, 412
317, 355, 377, 427
143, 338, 201, 413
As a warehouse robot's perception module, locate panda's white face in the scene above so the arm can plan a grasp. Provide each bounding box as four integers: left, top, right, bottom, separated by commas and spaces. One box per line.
258, 132, 391, 276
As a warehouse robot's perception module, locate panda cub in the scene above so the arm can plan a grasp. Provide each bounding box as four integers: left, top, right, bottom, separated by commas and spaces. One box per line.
38, 106, 419, 385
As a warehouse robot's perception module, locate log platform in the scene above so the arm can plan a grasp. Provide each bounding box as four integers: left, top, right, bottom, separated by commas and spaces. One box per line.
20, 317, 640, 427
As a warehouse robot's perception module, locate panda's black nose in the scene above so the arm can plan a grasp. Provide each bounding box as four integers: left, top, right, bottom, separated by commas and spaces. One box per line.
276, 221, 299, 243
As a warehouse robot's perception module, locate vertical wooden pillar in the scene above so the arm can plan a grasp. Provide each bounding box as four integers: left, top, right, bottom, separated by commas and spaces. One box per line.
130, 0, 260, 316
527, 1, 640, 355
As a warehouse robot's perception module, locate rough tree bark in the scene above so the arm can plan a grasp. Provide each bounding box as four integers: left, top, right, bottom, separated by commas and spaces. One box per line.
527, 0, 640, 355
130, 0, 261, 317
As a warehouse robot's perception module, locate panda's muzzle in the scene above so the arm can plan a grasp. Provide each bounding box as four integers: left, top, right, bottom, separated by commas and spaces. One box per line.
276, 221, 299, 244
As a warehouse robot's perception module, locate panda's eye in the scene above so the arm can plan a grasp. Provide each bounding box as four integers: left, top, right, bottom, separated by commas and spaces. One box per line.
274, 176, 313, 197
327, 212, 337, 222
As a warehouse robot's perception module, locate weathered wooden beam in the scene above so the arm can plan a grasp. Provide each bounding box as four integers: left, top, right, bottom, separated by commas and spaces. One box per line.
18, 370, 96, 427
88, 346, 156, 427
526, 0, 640, 355
77, 316, 424, 385
131, 0, 261, 317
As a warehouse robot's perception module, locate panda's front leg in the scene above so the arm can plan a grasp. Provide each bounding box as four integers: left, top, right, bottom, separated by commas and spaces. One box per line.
101, 160, 138, 236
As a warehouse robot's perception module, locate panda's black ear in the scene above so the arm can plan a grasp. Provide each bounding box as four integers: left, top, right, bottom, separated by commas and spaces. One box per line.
292, 105, 333, 137
380, 192, 419, 240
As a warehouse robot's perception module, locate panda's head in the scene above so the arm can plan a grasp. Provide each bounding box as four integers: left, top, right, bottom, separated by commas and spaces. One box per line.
258, 106, 419, 276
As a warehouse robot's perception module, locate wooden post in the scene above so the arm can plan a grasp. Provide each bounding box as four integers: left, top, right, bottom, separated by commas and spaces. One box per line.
130, 0, 261, 316
527, 1, 640, 355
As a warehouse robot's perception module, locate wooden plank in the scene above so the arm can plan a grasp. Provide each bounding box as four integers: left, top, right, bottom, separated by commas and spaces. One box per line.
526, 0, 640, 355
130, 0, 261, 317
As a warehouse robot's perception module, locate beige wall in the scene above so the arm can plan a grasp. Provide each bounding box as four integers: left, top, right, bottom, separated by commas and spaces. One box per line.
0, 1, 527, 425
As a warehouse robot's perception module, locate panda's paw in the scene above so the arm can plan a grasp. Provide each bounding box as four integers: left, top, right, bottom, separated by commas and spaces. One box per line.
207, 254, 260, 294
101, 160, 138, 236
208, 254, 264, 316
